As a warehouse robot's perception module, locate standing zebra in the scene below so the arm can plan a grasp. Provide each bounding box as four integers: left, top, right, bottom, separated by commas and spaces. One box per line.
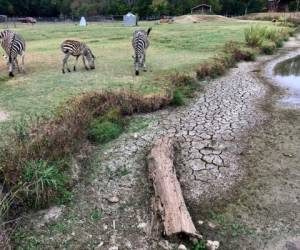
61, 40, 95, 74
0, 30, 26, 77
132, 28, 152, 76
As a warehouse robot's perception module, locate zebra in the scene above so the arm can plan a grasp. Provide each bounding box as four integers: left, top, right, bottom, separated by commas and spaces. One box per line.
0, 30, 26, 77
61, 40, 95, 74
132, 27, 152, 76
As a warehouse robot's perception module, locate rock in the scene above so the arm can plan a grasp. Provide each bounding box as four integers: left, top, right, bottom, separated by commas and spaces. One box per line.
95, 242, 104, 250
198, 220, 204, 225
206, 240, 220, 250
37, 206, 64, 228
286, 241, 300, 250
107, 196, 120, 203
158, 240, 172, 250
137, 222, 147, 229
178, 244, 187, 250
124, 240, 132, 249
207, 221, 218, 229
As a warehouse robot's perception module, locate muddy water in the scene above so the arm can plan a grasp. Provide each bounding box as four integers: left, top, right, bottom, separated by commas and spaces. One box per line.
273, 54, 300, 106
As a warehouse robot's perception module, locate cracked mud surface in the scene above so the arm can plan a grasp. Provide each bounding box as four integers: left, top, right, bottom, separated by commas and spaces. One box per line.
13, 57, 272, 249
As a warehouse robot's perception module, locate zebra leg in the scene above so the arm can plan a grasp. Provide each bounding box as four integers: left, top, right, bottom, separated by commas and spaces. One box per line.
62, 54, 71, 74
74, 56, 80, 71
82, 56, 89, 71
21, 52, 26, 73
8, 61, 14, 77
142, 54, 147, 72
14, 58, 20, 73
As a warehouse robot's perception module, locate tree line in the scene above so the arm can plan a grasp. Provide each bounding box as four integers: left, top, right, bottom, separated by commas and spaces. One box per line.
0, 0, 299, 18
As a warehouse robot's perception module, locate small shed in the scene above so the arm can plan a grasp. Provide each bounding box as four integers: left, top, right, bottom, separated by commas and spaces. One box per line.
191, 4, 212, 14
79, 16, 87, 26
123, 12, 137, 27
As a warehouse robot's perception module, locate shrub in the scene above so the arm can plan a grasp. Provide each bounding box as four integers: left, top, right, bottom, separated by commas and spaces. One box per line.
171, 89, 185, 106
245, 26, 264, 47
21, 160, 70, 208
260, 40, 276, 55
88, 120, 123, 144
223, 41, 256, 62
169, 73, 200, 98
196, 59, 226, 80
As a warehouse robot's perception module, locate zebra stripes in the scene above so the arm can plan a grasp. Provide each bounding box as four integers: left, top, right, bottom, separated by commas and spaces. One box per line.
61, 40, 95, 74
0, 29, 26, 77
132, 27, 152, 76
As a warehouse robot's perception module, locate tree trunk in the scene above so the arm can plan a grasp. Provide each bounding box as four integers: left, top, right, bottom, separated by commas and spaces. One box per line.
147, 137, 199, 238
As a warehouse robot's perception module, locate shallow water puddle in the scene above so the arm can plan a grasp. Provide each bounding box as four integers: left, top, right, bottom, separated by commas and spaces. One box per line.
273, 55, 300, 106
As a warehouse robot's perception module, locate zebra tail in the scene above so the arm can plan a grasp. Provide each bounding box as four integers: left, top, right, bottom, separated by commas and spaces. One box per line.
147, 27, 152, 36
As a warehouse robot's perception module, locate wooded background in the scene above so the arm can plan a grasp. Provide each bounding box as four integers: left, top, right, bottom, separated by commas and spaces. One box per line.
0, 0, 299, 19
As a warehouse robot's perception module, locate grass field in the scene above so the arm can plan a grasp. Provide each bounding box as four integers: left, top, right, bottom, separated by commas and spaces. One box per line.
0, 19, 272, 131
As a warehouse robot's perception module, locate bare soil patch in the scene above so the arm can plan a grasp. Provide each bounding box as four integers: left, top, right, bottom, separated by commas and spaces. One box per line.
174, 15, 230, 24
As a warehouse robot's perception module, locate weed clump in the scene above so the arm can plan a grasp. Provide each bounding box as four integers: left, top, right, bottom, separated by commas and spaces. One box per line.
245, 25, 295, 54
88, 120, 123, 144
171, 89, 185, 106
260, 40, 276, 55
21, 160, 71, 208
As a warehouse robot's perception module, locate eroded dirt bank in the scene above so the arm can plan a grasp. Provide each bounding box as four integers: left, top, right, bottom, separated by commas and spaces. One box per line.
11, 38, 300, 249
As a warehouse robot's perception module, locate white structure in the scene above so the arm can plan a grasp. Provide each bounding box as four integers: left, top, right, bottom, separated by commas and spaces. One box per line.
123, 12, 137, 27
79, 16, 87, 26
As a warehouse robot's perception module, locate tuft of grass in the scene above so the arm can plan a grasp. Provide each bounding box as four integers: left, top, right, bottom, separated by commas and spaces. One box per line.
260, 40, 276, 55
88, 120, 123, 144
245, 26, 264, 47
171, 89, 185, 106
223, 41, 257, 62
192, 240, 207, 250
90, 208, 102, 221
196, 59, 227, 80
21, 160, 71, 208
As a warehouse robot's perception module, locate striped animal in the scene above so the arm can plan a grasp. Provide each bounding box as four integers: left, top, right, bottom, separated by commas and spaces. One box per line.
0, 30, 26, 77
132, 28, 152, 76
61, 40, 95, 74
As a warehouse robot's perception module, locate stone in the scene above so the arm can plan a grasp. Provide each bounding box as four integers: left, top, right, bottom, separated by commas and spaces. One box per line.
198, 220, 204, 225
286, 241, 300, 250
37, 206, 64, 228
206, 240, 220, 250
207, 221, 218, 229
178, 244, 187, 250
107, 196, 120, 203
95, 242, 104, 250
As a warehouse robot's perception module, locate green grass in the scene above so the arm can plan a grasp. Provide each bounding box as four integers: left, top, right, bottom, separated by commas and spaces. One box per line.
0, 20, 276, 134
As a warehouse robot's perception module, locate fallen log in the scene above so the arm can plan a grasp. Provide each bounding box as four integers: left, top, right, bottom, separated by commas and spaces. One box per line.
148, 136, 199, 238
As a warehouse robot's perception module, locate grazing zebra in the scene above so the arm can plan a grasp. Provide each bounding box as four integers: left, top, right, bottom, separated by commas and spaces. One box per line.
132, 27, 152, 76
0, 30, 26, 77
61, 40, 95, 74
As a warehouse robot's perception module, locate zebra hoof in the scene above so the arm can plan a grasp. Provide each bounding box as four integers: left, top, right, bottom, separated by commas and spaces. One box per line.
85, 67, 89, 71
62, 69, 65, 74
67, 68, 71, 73
73, 66, 76, 71
9, 72, 14, 77
135, 70, 139, 76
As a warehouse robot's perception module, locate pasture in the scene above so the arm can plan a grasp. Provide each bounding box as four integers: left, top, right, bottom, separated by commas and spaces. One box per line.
0, 19, 271, 131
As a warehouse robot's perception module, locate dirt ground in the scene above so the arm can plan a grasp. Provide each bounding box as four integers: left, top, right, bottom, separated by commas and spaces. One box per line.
174, 15, 230, 24
5, 34, 300, 250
